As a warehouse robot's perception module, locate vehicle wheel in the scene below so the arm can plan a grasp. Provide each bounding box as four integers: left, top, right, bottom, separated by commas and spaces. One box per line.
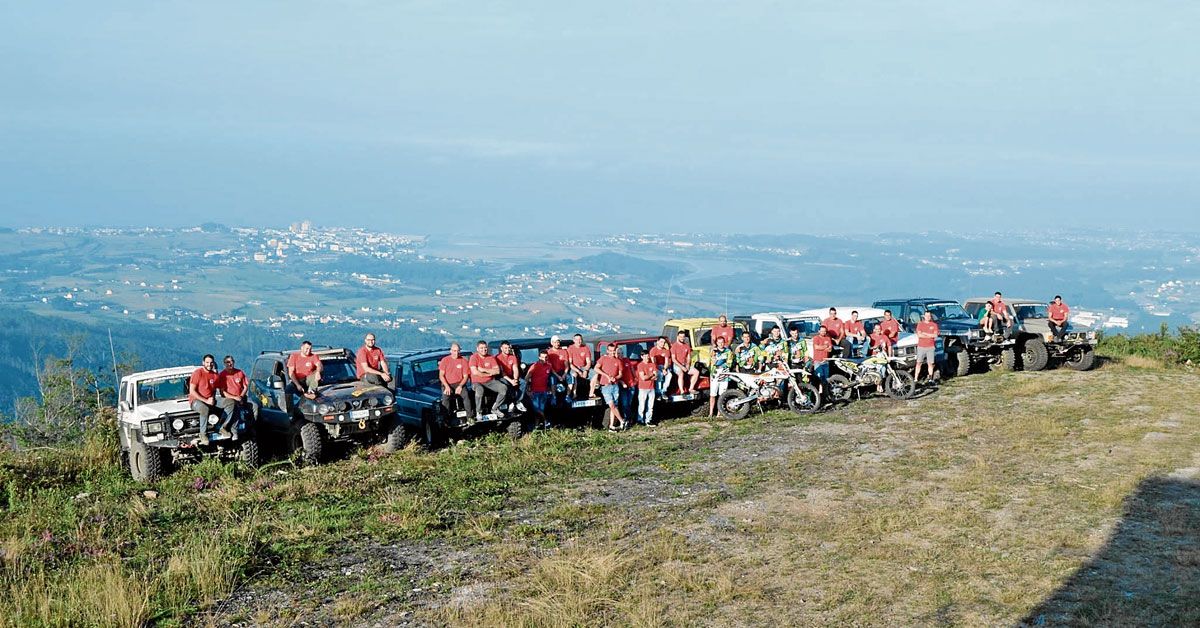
238, 436, 262, 469
885, 369, 916, 400
1066, 346, 1097, 371
1022, 338, 1050, 372
947, 346, 971, 378
787, 383, 822, 415
717, 389, 751, 420
827, 375, 854, 404
1000, 347, 1019, 371
299, 422, 325, 466
128, 437, 167, 482
383, 420, 417, 453
506, 420, 524, 440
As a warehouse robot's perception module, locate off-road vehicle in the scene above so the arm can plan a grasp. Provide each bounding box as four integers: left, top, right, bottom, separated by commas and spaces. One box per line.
248, 347, 396, 465
386, 347, 529, 446
873, 298, 988, 377
785, 307, 937, 368
118, 366, 261, 481
963, 298, 1098, 371
661, 317, 748, 379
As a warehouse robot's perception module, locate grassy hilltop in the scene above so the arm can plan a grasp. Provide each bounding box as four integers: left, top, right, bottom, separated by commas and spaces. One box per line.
2, 360, 1198, 626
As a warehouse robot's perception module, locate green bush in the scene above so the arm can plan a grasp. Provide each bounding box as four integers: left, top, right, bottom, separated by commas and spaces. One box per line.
1096, 323, 1200, 365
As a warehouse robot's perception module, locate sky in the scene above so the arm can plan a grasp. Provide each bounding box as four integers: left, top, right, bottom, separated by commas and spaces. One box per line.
2, 1, 1198, 235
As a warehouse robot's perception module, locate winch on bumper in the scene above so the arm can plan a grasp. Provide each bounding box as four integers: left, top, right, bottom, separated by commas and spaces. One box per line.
299, 398, 395, 438
138, 411, 251, 448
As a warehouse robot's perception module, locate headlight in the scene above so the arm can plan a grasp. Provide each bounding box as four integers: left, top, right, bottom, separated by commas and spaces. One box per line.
143, 419, 166, 435
1087, 331, 1096, 341
172, 418, 185, 431
382, 394, 393, 406
317, 403, 333, 414
337, 401, 350, 412
207, 414, 219, 426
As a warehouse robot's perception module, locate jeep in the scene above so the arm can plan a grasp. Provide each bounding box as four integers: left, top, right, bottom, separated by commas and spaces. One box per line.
118, 367, 261, 482
962, 298, 1098, 371
248, 347, 396, 465
387, 347, 529, 446
784, 307, 938, 368
872, 298, 988, 377
660, 317, 748, 377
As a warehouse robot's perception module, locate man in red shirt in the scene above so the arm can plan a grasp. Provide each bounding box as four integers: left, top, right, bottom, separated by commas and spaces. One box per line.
287, 341, 323, 400
469, 340, 508, 418
524, 349, 553, 427
671, 331, 700, 395
438, 342, 473, 417
914, 310, 940, 384
710, 314, 736, 350
648, 336, 673, 397
189, 354, 220, 434
619, 349, 638, 424
594, 343, 625, 430
546, 335, 569, 395
811, 327, 833, 383
355, 333, 391, 387
566, 334, 592, 400
495, 341, 524, 413
879, 310, 901, 345
869, 327, 893, 357
215, 355, 248, 438
635, 352, 659, 426
989, 291, 1011, 334
822, 308, 848, 356
844, 311, 867, 358
1048, 295, 1070, 342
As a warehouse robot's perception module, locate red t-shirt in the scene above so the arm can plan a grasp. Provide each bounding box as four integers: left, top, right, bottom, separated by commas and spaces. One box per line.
844, 320, 865, 336
567, 344, 591, 369
989, 298, 1007, 316
355, 345, 385, 379
438, 355, 469, 385
288, 352, 322, 379
189, 367, 218, 403
879, 319, 901, 340
869, 332, 893, 348
649, 346, 671, 368
620, 358, 637, 386
1048, 302, 1069, 322
670, 341, 692, 366
495, 352, 518, 379
547, 348, 569, 374
526, 361, 552, 393
635, 362, 658, 390
822, 317, 844, 340
812, 335, 833, 362
216, 367, 247, 398
469, 353, 499, 384
711, 324, 735, 349
595, 355, 623, 385
916, 321, 939, 348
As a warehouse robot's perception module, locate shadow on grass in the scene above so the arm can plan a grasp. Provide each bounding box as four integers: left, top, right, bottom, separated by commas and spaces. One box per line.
1021, 477, 1200, 626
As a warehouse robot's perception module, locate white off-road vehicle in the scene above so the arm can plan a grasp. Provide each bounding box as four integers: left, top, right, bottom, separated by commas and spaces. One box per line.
741, 308, 935, 367
118, 366, 261, 481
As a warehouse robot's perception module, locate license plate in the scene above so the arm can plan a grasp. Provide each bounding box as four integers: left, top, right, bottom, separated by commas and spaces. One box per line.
350, 409, 370, 419
572, 400, 598, 408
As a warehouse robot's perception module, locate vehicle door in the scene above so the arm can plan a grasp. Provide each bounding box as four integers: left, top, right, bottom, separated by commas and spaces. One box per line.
250, 357, 291, 429
397, 356, 443, 417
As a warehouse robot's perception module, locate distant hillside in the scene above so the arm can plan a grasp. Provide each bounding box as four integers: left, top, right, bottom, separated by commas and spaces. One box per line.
511, 252, 689, 283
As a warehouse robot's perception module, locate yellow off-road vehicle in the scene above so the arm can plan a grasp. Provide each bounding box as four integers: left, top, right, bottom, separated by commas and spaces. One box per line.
661, 317, 748, 372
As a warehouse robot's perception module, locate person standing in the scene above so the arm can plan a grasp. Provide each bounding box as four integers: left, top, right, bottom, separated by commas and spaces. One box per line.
914, 310, 940, 384
438, 343, 473, 418
287, 341, 323, 400
355, 333, 391, 387
710, 314, 736, 350
215, 355, 248, 438
759, 327, 788, 365
189, 354, 220, 436
1048, 295, 1070, 342
619, 349, 638, 423
524, 349, 553, 428
708, 336, 734, 418
595, 344, 625, 430
734, 331, 762, 373
469, 341, 508, 419
635, 352, 658, 426
811, 327, 834, 383
787, 328, 808, 368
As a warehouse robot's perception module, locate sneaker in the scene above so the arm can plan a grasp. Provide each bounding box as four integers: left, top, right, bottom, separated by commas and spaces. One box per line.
516, 402, 527, 413
218, 429, 232, 439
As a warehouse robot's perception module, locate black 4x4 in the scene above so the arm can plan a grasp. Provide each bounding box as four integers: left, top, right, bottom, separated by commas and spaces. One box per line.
386, 347, 530, 447
248, 347, 397, 465
872, 298, 988, 377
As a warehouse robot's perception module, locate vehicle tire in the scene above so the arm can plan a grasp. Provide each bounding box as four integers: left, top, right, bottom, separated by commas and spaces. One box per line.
884, 369, 916, 400
1022, 338, 1050, 372
1066, 346, 1097, 371
787, 383, 822, 415
1000, 347, 1019, 371
299, 422, 325, 466
128, 437, 167, 482
948, 346, 971, 378
717, 389, 751, 420
506, 420, 524, 440
827, 375, 854, 404
383, 420, 417, 453
238, 436, 262, 470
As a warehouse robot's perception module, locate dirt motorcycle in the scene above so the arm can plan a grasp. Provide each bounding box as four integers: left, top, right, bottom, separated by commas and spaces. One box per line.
715, 366, 822, 420
824, 354, 916, 403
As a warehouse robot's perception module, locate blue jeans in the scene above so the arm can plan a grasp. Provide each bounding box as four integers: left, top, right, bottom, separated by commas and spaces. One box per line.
656, 366, 670, 397
637, 389, 655, 424
813, 362, 830, 383
600, 384, 621, 407
619, 385, 635, 420
530, 392, 549, 417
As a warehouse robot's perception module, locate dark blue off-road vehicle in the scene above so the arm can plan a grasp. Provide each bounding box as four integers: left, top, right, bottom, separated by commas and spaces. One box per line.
872, 298, 988, 377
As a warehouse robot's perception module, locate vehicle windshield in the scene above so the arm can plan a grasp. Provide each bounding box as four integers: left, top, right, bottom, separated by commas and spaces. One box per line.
136, 376, 189, 405
1015, 304, 1050, 319
926, 302, 971, 320
318, 359, 359, 385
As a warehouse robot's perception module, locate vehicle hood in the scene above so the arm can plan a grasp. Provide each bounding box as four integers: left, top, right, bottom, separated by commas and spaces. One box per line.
936, 318, 980, 332
316, 381, 392, 401
128, 398, 195, 422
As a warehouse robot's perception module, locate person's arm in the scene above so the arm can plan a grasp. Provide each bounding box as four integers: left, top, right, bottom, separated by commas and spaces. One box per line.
438, 369, 452, 394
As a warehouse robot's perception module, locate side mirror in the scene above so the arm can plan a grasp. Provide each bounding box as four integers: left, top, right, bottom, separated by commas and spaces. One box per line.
118, 401, 130, 412
268, 375, 283, 390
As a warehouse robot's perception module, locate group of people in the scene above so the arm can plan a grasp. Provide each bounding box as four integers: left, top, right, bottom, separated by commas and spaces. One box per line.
979, 292, 1071, 342
187, 354, 248, 437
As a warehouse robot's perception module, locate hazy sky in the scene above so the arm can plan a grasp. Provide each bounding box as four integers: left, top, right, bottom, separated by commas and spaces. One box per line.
2, 2, 1198, 234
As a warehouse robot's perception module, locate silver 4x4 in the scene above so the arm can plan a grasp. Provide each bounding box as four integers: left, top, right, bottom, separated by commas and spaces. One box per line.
117, 367, 261, 482
962, 298, 1097, 371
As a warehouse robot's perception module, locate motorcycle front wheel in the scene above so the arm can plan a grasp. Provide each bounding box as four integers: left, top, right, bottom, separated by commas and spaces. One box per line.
717, 389, 752, 420
787, 383, 822, 415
